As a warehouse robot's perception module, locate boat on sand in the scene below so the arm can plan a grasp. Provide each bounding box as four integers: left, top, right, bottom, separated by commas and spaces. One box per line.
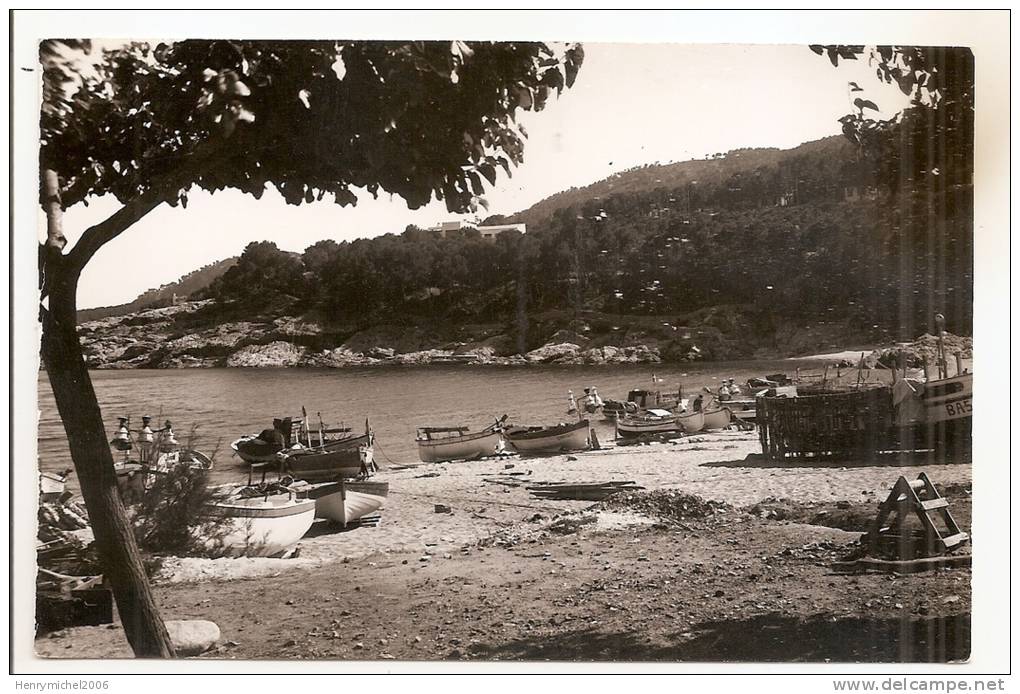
506, 419, 591, 454
416, 416, 507, 463
615, 409, 682, 438
279, 428, 374, 482
702, 407, 732, 430
296, 480, 390, 527
205, 483, 315, 557
676, 409, 705, 433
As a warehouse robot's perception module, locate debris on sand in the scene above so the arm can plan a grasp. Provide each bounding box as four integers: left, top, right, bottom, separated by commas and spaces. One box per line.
528, 481, 644, 501
547, 514, 598, 535
603, 489, 731, 524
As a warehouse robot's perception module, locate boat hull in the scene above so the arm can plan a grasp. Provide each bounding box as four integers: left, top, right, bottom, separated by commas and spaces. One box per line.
702, 407, 732, 430
206, 494, 315, 557
921, 373, 973, 425
309, 481, 389, 526
281, 433, 373, 481
676, 410, 705, 433
615, 417, 681, 438
231, 436, 284, 464
507, 420, 590, 454
417, 430, 501, 463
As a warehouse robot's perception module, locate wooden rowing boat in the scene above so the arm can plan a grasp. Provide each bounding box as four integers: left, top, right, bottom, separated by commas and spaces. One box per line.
300, 480, 390, 527
280, 431, 374, 482
416, 416, 506, 463
615, 409, 682, 438
506, 419, 591, 454
205, 484, 315, 557
676, 409, 705, 433
702, 407, 732, 430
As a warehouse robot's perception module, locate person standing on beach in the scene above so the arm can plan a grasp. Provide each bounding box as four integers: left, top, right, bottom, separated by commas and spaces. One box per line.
693, 394, 704, 412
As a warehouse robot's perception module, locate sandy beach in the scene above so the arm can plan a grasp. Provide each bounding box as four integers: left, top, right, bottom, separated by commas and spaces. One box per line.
36, 429, 972, 662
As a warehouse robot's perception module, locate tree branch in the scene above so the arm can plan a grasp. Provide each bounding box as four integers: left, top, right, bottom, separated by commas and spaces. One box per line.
63, 136, 229, 277
64, 187, 168, 277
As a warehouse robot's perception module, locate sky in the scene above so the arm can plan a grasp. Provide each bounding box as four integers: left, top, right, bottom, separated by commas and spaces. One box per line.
57, 42, 911, 309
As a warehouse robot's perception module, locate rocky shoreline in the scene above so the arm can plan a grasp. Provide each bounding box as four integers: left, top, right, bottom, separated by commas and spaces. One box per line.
77, 301, 686, 369
76, 300, 972, 370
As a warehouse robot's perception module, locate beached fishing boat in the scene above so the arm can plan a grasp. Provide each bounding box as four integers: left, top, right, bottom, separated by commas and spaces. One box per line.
231, 433, 286, 464
702, 407, 732, 430
298, 480, 390, 527
602, 384, 683, 420
601, 399, 639, 420
39, 470, 71, 503
280, 429, 374, 482
506, 419, 591, 454
917, 372, 972, 425
416, 416, 506, 463
676, 409, 705, 433
233, 414, 361, 464
205, 483, 315, 557
615, 409, 682, 438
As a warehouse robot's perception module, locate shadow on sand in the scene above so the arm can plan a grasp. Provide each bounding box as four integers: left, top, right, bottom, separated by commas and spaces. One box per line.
467, 613, 970, 663
702, 452, 967, 470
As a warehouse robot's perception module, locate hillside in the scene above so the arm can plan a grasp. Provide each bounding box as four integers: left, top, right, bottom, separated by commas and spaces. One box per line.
77, 257, 237, 323
77, 134, 973, 368
507, 136, 856, 227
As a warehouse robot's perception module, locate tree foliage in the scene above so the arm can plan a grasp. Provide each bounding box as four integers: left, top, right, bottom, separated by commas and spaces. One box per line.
810, 45, 974, 191
41, 39, 585, 215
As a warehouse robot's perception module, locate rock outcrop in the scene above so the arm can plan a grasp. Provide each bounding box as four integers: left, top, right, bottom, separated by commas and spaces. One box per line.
226, 341, 306, 368
525, 342, 582, 364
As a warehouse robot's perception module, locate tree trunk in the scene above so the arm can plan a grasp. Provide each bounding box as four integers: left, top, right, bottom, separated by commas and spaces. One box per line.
39, 247, 175, 655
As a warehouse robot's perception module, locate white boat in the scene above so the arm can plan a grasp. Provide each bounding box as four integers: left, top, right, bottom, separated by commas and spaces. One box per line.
615, 409, 682, 438
676, 409, 705, 433
39, 470, 71, 503
506, 419, 591, 454
205, 484, 315, 557
416, 416, 506, 463
702, 407, 732, 430
301, 480, 389, 527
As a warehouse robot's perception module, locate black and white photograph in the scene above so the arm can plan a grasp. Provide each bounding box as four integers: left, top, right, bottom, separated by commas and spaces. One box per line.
9, 8, 1011, 681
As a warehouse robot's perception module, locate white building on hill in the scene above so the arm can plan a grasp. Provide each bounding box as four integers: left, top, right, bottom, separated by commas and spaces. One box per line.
429, 220, 526, 240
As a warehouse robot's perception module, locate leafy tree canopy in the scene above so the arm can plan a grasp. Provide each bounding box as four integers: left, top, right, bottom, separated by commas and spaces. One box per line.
41, 39, 584, 215
810, 45, 973, 191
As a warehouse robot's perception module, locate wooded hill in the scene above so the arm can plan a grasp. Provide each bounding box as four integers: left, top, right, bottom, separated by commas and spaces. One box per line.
93, 134, 973, 360
77, 257, 237, 323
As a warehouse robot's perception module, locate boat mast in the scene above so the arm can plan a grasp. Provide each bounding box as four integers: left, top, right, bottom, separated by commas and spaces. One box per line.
935, 313, 947, 380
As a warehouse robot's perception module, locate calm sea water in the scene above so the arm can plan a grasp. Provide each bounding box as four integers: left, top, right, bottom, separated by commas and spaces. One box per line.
37, 360, 824, 491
